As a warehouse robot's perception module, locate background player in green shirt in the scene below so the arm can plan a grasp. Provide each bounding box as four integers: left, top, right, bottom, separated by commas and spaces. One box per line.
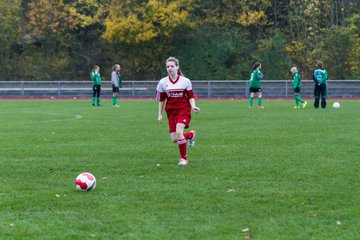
313, 61, 328, 109
291, 66, 307, 109
91, 65, 102, 106
249, 62, 264, 109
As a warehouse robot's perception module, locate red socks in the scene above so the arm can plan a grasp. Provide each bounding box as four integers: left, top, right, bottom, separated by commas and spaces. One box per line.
177, 138, 187, 160
183, 132, 193, 140
177, 131, 194, 159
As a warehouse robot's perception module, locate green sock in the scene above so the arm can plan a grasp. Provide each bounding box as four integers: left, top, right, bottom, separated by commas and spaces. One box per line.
92, 97, 95, 105
294, 96, 299, 106
96, 98, 100, 106
112, 96, 117, 105
258, 97, 262, 106
296, 95, 305, 104
249, 97, 253, 107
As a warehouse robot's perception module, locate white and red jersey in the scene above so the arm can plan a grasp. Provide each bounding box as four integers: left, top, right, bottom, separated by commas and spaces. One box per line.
156, 75, 194, 111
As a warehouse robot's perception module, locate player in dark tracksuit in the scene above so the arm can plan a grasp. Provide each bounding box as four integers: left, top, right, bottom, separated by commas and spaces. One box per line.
313, 61, 328, 109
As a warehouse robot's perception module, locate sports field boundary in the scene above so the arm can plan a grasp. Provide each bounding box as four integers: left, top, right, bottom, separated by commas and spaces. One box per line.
1, 97, 359, 102
1, 80, 360, 99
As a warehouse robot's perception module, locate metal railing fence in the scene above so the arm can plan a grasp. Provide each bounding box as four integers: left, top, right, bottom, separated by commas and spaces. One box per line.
0, 80, 359, 98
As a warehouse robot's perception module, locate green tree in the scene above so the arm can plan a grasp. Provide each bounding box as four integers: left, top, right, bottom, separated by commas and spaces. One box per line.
103, 0, 194, 44
21, 0, 108, 80
0, 0, 358, 80
346, 14, 360, 78
323, 26, 354, 79
285, 0, 359, 79
0, 0, 23, 80
257, 31, 289, 79
102, 0, 195, 79
174, 27, 253, 80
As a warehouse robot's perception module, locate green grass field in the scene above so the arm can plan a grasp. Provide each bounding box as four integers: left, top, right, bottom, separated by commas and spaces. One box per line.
0, 99, 359, 240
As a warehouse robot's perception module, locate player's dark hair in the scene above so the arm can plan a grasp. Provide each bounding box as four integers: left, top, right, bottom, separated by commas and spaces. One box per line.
252, 62, 261, 71
316, 61, 324, 69
166, 56, 184, 76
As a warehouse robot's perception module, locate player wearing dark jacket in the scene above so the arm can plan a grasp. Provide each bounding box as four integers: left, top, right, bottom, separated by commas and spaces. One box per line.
313, 61, 328, 109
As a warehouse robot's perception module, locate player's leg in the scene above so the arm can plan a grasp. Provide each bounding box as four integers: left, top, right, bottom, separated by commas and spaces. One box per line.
179, 113, 195, 147
113, 92, 119, 107
294, 93, 299, 108
257, 90, 263, 109
170, 132, 177, 143
296, 95, 305, 104
314, 85, 320, 108
184, 130, 196, 148
112, 92, 116, 106
301, 97, 308, 108
183, 131, 194, 140
168, 112, 177, 143
176, 123, 188, 165
321, 84, 327, 108
249, 91, 254, 108
96, 86, 101, 106
112, 87, 119, 107
175, 123, 185, 141
92, 86, 96, 106
295, 88, 307, 108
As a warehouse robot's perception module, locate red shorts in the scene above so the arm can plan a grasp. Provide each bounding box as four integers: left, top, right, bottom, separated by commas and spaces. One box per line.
166, 109, 191, 133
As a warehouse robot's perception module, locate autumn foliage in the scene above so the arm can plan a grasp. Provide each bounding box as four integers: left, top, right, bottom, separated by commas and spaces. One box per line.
0, 0, 358, 80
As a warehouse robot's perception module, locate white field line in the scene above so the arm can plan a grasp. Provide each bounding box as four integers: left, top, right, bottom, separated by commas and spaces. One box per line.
0, 111, 83, 123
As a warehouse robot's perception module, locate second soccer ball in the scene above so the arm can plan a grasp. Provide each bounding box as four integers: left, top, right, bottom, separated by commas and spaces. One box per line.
333, 102, 340, 109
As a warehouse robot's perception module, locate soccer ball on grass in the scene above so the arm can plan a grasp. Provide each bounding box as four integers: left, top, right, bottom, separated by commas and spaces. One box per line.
332, 102, 340, 109
75, 172, 96, 191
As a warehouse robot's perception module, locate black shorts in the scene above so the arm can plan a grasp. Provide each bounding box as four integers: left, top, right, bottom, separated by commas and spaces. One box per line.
112, 86, 119, 93
250, 87, 262, 93
294, 87, 300, 93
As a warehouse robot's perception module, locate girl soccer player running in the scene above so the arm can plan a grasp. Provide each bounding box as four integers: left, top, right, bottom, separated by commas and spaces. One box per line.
111, 64, 122, 107
156, 57, 200, 166
249, 62, 264, 109
291, 66, 307, 109
91, 65, 102, 106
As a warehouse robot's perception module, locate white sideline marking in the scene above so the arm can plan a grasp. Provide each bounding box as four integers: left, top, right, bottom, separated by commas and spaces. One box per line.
16, 111, 83, 123
0, 111, 83, 123
42, 114, 82, 123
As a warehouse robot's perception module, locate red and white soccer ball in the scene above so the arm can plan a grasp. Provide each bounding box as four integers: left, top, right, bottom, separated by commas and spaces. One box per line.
75, 172, 96, 191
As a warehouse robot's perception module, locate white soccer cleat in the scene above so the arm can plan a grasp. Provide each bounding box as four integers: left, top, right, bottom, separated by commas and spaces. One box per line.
188, 130, 196, 148
178, 158, 188, 166
302, 101, 308, 109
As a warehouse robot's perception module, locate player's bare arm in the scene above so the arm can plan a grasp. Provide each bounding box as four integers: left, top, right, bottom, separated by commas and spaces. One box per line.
189, 98, 200, 113
158, 101, 165, 123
